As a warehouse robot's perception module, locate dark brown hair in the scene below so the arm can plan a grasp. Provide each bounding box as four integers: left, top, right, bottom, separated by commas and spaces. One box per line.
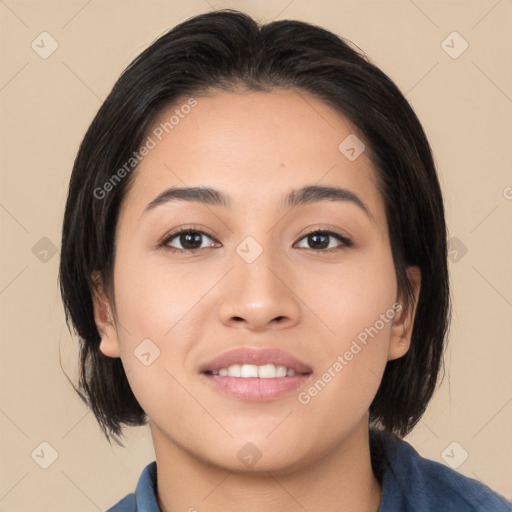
59, 9, 451, 445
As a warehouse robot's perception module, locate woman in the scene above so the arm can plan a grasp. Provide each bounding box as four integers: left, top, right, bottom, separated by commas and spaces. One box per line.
59, 9, 511, 512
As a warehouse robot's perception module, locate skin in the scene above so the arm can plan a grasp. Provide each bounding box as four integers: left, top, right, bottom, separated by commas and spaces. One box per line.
92, 89, 421, 512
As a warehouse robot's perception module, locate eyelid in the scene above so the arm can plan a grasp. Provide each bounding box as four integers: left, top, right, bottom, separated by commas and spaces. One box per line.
300, 226, 352, 244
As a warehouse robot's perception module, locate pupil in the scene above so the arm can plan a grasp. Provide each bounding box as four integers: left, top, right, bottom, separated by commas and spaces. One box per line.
182, 232, 202, 249
310, 233, 328, 249
178, 232, 329, 250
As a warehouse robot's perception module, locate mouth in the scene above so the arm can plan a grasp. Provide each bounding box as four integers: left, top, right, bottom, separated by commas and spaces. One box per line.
205, 363, 303, 378
199, 347, 313, 401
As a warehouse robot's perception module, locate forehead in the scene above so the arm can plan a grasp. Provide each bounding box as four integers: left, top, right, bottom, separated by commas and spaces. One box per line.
120, 89, 386, 229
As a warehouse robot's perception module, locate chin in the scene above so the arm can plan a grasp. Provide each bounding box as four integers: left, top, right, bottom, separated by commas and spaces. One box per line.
197, 435, 314, 476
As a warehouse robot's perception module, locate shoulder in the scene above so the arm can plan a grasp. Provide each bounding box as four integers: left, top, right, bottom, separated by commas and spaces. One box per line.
106, 493, 136, 512
106, 461, 160, 512
371, 429, 511, 512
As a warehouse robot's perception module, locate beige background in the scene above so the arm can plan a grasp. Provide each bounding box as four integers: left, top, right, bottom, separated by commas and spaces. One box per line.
0, 0, 511, 510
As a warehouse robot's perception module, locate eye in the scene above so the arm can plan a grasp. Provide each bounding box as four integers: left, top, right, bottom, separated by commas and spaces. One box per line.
160, 227, 352, 254
295, 230, 352, 252
162, 228, 219, 253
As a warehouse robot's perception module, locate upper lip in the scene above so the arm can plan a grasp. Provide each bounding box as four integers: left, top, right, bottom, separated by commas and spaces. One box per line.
199, 347, 313, 375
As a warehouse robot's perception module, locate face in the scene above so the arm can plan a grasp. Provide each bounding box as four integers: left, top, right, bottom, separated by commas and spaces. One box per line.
93, 89, 420, 473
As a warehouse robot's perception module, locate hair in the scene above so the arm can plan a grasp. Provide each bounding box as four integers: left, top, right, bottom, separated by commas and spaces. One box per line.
59, 9, 451, 446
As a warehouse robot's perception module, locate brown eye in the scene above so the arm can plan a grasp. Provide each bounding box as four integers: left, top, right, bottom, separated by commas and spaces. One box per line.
162, 229, 218, 253
295, 230, 352, 252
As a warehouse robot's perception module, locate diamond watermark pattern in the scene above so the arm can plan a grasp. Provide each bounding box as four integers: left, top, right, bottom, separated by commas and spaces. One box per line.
31, 32, 59, 59
31, 441, 59, 469
31, 237, 58, 263
237, 442, 262, 468
236, 236, 263, 264
441, 31, 468, 59
448, 236, 468, 263
441, 441, 469, 469
338, 134, 365, 161
134, 338, 161, 366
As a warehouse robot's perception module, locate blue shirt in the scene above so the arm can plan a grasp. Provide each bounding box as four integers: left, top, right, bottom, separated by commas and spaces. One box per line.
107, 430, 511, 511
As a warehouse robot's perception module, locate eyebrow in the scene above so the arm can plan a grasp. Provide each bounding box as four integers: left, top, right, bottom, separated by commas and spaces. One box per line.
141, 184, 373, 219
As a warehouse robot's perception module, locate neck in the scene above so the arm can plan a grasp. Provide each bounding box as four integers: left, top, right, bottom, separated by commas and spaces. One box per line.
151, 418, 382, 512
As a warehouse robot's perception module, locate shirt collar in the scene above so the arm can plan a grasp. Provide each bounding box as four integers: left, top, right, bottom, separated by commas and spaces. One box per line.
134, 460, 160, 511
128, 429, 511, 512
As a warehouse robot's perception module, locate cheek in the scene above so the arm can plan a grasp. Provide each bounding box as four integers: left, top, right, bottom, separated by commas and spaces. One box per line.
300, 249, 397, 400
112, 248, 199, 343
312, 249, 397, 347
112, 251, 203, 424
111, 249, 211, 402
297, 311, 395, 438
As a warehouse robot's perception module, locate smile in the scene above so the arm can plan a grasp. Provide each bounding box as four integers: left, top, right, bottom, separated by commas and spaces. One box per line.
200, 347, 313, 401
206, 363, 299, 378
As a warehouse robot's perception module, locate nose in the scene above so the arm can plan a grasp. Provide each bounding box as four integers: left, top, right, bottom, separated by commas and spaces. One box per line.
217, 244, 301, 332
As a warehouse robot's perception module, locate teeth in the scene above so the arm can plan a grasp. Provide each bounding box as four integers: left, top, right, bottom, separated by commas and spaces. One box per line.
276, 365, 287, 377
258, 364, 276, 378
241, 364, 258, 378
227, 364, 241, 377
211, 363, 298, 378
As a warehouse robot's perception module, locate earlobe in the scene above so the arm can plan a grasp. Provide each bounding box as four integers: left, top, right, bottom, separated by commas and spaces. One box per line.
98, 333, 121, 358
91, 271, 121, 358
388, 266, 421, 361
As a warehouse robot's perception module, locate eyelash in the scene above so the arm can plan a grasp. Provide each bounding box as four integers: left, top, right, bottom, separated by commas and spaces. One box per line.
160, 226, 353, 254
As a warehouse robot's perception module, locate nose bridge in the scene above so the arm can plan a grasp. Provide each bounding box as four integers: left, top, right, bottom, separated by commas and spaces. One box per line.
217, 232, 301, 329
233, 233, 286, 301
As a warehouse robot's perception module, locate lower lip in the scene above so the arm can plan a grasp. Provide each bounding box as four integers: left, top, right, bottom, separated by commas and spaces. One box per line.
201, 374, 311, 401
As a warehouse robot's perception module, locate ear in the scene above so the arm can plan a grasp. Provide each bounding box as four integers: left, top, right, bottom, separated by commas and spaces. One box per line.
388, 266, 421, 361
91, 271, 121, 358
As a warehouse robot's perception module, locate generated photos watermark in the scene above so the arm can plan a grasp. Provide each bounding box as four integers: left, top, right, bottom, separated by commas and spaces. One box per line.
93, 97, 198, 200
298, 301, 403, 405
